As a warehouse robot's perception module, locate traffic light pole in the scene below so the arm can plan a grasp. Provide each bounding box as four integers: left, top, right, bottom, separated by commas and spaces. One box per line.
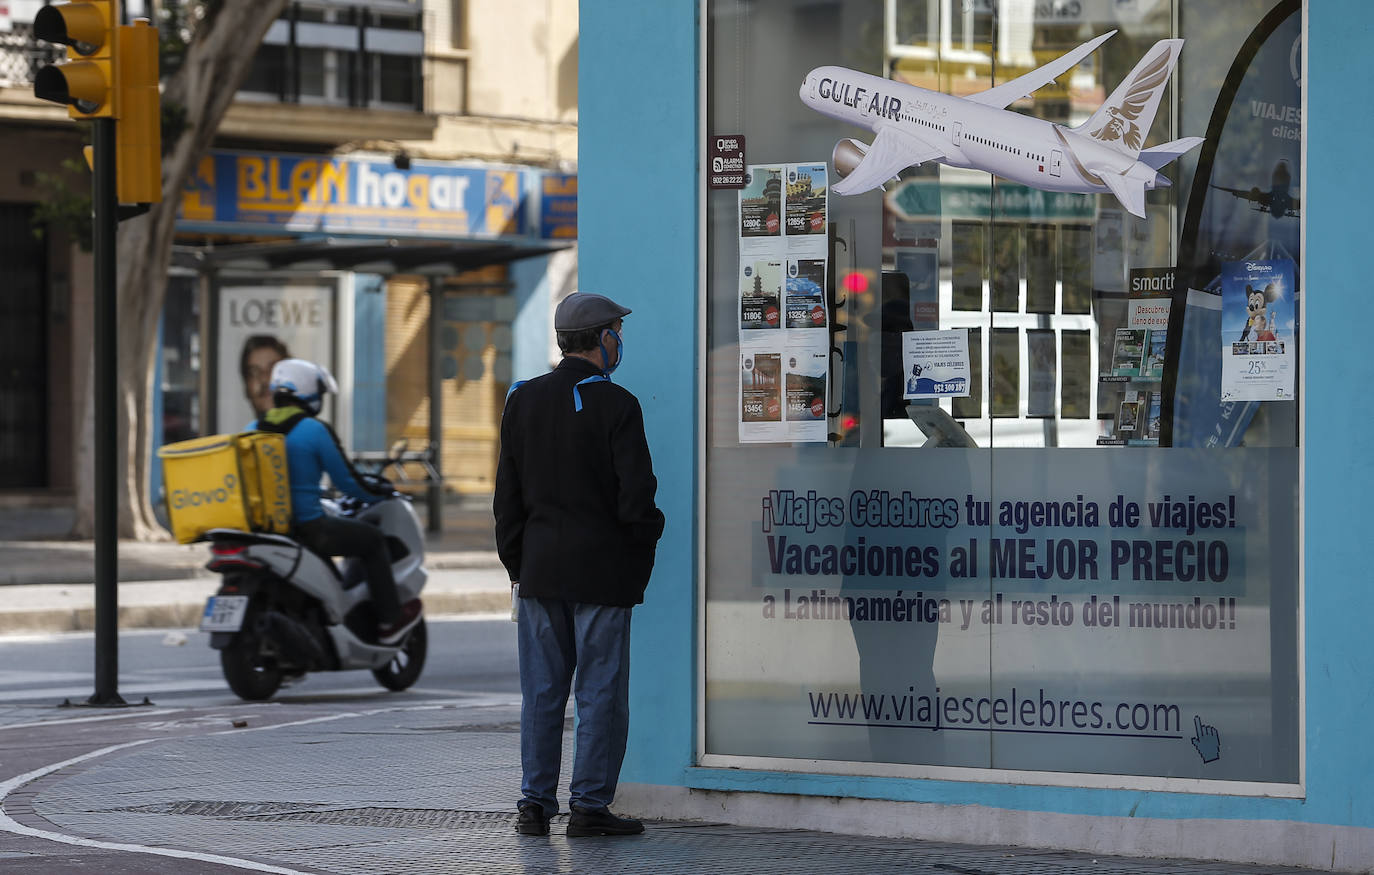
89, 116, 125, 707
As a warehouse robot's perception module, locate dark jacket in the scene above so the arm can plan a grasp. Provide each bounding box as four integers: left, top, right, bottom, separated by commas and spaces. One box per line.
494, 356, 665, 606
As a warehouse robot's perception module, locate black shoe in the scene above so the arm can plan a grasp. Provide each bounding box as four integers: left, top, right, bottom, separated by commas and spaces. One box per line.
515, 804, 550, 836
377, 599, 423, 646
566, 807, 644, 837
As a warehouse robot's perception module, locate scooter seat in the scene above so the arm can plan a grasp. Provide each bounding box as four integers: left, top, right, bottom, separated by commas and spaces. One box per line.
299, 543, 343, 580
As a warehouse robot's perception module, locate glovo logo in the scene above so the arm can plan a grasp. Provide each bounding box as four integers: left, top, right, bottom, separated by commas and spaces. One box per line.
172, 473, 238, 510
262, 443, 291, 528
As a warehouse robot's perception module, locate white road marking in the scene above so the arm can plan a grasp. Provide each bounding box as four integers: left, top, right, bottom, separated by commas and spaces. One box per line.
0, 708, 184, 732
0, 678, 230, 702
0, 737, 310, 874
0, 701, 516, 872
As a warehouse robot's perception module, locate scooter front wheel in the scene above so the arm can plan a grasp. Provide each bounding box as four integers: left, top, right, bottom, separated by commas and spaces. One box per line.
221, 632, 284, 701
372, 618, 427, 691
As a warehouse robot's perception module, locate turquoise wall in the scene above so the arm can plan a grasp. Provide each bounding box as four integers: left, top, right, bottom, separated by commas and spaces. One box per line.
581, 0, 1374, 830
580, 0, 700, 786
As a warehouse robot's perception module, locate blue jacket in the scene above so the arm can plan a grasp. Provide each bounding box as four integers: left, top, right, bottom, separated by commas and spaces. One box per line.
251, 409, 382, 523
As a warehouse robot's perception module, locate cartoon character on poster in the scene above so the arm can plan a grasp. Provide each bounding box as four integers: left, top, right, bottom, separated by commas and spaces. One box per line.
1220, 259, 1295, 402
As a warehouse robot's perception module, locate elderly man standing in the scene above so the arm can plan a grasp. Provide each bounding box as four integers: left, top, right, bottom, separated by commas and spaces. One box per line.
494, 291, 666, 838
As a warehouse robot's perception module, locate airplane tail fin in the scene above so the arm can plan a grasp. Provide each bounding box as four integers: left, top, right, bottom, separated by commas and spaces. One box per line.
1074, 39, 1184, 158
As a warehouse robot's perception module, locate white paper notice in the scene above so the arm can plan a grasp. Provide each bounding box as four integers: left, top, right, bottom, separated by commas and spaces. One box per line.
901, 330, 971, 400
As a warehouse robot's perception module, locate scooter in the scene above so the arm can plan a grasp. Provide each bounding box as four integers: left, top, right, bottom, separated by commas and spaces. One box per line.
198, 482, 428, 701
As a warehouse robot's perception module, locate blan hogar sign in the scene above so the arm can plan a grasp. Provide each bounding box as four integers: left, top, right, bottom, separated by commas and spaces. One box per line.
178, 150, 553, 239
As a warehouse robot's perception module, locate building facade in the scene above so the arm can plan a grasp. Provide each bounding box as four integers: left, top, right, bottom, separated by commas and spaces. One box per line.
0, 0, 577, 505
582, 1, 1374, 869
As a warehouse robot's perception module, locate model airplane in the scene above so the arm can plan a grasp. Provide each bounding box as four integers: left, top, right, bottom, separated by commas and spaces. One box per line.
799, 31, 1203, 219
1209, 160, 1299, 218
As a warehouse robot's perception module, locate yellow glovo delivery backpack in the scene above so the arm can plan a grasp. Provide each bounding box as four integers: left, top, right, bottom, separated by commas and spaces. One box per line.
157, 432, 293, 544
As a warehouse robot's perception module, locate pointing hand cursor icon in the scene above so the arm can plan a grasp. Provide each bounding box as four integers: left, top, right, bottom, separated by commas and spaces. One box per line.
1191, 715, 1221, 764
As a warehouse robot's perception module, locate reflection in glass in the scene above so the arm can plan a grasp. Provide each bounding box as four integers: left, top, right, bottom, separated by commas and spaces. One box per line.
1025, 223, 1055, 314
953, 327, 982, 420
990, 328, 1019, 418
1061, 330, 1091, 419
952, 220, 985, 311
991, 222, 1019, 312
1026, 329, 1056, 418
1061, 224, 1093, 314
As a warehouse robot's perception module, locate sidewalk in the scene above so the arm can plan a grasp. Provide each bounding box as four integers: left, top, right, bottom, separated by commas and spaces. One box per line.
0, 497, 507, 634
1, 699, 1316, 874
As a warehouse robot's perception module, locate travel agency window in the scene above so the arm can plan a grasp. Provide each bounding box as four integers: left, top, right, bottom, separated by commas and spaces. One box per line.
702, 0, 1302, 794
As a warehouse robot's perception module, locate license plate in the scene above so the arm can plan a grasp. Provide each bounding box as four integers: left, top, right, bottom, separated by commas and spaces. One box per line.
200, 595, 249, 632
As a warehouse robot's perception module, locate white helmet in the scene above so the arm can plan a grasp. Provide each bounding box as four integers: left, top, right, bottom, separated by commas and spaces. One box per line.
268, 358, 338, 415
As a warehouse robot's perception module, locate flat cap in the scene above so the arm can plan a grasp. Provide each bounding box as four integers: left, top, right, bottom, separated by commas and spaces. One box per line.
555, 292, 632, 331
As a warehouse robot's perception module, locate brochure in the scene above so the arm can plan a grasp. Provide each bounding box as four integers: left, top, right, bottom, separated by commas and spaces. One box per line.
1143, 329, 1166, 380
1110, 328, 1146, 377
1118, 390, 1140, 433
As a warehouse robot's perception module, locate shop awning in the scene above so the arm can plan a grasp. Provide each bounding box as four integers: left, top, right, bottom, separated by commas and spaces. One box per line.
177, 237, 569, 276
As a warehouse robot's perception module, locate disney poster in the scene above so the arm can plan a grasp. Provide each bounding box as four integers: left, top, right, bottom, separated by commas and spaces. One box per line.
1220, 259, 1296, 402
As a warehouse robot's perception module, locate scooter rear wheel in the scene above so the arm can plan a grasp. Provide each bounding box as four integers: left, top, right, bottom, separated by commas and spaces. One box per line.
372, 618, 427, 691
221, 632, 284, 701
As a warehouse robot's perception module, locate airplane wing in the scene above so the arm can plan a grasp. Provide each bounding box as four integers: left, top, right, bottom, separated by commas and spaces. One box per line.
965, 31, 1116, 109
1209, 184, 1271, 207
831, 125, 946, 196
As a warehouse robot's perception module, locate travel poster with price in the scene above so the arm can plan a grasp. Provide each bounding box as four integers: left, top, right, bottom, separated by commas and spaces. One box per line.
1220, 259, 1296, 402
703, 447, 1298, 786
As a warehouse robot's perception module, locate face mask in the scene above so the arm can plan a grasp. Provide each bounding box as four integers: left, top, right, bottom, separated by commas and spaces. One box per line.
598, 328, 623, 376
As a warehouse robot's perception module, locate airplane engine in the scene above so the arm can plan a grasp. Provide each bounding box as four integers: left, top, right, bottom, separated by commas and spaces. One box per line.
831, 138, 869, 181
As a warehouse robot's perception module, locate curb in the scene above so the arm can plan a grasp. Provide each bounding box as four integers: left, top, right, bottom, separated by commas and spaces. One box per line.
0, 590, 510, 635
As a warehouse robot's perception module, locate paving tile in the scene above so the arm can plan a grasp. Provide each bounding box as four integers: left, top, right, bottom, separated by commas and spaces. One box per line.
15, 705, 1317, 874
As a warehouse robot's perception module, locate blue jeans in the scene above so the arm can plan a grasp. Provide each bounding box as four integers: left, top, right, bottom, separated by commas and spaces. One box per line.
517, 597, 632, 816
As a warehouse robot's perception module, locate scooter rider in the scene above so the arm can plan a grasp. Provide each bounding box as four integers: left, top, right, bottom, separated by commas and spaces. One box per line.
254, 358, 422, 645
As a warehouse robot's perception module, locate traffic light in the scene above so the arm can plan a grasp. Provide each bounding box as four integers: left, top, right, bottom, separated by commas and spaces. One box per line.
33, 2, 162, 206
116, 20, 161, 204
32, 1, 117, 119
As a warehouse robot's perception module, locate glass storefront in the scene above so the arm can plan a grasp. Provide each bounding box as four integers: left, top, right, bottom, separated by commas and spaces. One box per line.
703, 0, 1302, 790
